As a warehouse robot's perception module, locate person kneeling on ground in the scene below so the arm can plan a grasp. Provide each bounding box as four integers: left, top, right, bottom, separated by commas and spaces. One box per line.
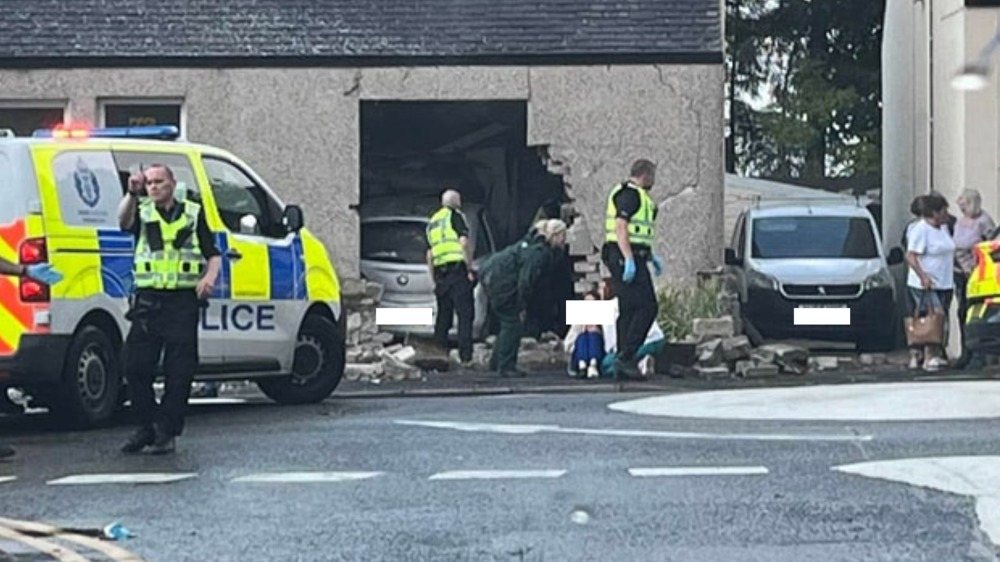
563, 292, 605, 378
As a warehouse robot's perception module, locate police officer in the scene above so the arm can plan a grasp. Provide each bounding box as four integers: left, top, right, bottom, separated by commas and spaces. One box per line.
426, 189, 475, 367
117, 164, 221, 454
0, 256, 62, 460
602, 159, 663, 380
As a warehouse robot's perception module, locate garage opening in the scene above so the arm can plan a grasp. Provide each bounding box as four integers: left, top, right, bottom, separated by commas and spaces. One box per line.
359, 100, 572, 339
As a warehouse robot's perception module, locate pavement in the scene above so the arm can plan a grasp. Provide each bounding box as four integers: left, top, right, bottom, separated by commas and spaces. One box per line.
6, 381, 1000, 560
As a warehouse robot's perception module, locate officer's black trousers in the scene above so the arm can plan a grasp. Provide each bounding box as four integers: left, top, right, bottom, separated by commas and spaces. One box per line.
433, 264, 474, 362
604, 245, 658, 363
124, 290, 199, 437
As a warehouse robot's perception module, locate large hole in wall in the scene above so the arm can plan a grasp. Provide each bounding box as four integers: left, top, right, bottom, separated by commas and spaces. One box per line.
358, 100, 572, 338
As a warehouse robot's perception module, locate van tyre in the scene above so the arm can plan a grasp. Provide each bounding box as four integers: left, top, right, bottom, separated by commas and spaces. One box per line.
257, 314, 345, 405
53, 325, 122, 428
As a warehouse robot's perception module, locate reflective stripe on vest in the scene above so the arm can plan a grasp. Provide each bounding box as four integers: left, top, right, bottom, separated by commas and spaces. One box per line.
134, 199, 204, 290
605, 183, 656, 247
426, 207, 466, 267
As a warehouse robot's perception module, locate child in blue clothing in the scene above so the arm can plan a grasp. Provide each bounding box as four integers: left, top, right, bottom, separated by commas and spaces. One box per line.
563, 292, 605, 378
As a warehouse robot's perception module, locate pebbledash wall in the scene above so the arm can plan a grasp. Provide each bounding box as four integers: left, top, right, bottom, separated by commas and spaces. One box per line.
0, 64, 724, 284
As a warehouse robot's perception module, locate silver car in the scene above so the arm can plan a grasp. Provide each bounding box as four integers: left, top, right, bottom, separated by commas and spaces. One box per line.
360, 197, 497, 340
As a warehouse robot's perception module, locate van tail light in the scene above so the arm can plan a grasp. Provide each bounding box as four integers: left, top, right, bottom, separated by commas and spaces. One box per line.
18, 238, 49, 303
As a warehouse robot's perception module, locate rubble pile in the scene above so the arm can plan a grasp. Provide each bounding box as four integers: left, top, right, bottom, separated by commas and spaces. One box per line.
690, 314, 810, 379
340, 279, 423, 384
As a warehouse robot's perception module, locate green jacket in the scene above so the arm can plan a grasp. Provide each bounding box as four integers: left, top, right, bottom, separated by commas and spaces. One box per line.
480, 235, 550, 311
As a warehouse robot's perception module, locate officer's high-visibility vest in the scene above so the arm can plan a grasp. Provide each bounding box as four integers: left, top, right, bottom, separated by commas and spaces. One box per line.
133, 199, 204, 290
426, 207, 466, 267
605, 182, 657, 247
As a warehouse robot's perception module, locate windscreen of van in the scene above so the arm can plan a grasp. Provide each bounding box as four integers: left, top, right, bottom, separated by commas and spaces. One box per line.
0, 151, 28, 225
362, 220, 430, 264
751, 216, 878, 259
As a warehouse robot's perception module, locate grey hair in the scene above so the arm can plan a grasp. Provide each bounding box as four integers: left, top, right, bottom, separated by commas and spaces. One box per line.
543, 219, 567, 241
441, 189, 461, 208
959, 189, 983, 217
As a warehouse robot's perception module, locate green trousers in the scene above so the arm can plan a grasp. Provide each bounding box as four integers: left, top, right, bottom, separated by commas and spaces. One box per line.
489, 301, 522, 373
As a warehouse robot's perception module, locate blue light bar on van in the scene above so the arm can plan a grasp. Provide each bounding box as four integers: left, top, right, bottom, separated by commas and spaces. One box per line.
32, 125, 181, 141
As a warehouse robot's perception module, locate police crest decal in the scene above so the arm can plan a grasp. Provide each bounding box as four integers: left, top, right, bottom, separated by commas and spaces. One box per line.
73, 158, 101, 208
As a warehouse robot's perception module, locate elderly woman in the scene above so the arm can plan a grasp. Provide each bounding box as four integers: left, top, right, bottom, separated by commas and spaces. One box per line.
953, 189, 996, 369
905, 193, 957, 371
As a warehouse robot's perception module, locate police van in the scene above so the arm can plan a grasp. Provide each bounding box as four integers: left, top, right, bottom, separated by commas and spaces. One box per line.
0, 125, 345, 427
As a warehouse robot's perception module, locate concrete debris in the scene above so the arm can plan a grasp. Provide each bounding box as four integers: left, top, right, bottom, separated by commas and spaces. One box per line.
693, 316, 736, 341
391, 345, 417, 363
521, 337, 539, 350
695, 365, 731, 380
344, 362, 384, 382
735, 359, 779, 379
810, 356, 840, 372
696, 339, 723, 366
757, 343, 810, 375
859, 353, 885, 366
371, 332, 395, 345
574, 261, 598, 274
721, 336, 752, 361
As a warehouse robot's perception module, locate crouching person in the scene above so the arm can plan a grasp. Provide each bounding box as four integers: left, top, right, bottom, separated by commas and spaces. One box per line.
563, 292, 606, 378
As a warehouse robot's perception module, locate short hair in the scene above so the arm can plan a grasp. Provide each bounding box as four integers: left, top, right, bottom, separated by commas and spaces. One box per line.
909, 195, 926, 217
629, 159, 656, 179
146, 164, 175, 182
959, 189, 983, 216
543, 219, 567, 242
921, 193, 948, 218
441, 189, 461, 208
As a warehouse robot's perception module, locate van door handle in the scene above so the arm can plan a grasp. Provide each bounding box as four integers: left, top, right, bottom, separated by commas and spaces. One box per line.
226, 249, 242, 260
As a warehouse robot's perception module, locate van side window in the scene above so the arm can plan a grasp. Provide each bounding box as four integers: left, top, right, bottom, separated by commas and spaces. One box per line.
111, 151, 200, 204
202, 157, 285, 239
51, 150, 123, 228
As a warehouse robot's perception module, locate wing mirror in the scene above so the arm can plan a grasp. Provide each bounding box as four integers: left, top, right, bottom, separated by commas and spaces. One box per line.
283, 205, 304, 232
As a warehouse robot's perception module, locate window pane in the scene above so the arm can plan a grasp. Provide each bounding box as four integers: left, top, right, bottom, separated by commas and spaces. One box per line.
362, 221, 429, 264
51, 150, 122, 228
104, 104, 181, 131
203, 158, 284, 238
0, 107, 64, 136
751, 217, 878, 259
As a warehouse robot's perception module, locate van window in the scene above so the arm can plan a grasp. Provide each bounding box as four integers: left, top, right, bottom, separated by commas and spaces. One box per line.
362, 220, 429, 264
751, 217, 878, 259
203, 157, 285, 238
0, 152, 28, 225
51, 150, 123, 228
111, 151, 200, 203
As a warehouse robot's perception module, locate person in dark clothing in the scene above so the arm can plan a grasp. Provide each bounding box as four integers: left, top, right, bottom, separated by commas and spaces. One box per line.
521, 221, 574, 339
481, 220, 567, 377
601, 159, 663, 380
118, 164, 221, 455
425, 189, 475, 366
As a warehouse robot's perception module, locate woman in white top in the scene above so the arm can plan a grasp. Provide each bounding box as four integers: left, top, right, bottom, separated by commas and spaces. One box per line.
905, 193, 956, 371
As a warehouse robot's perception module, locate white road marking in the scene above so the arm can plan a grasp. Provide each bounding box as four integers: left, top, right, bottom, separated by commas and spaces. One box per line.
189, 397, 247, 405
609, 381, 1000, 421
232, 471, 382, 483
376, 307, 434, 326
429, 470, 566, 481
833, 456, 1000, 545
394, 419, 871, 442
0, 476, 16, 484
47, 473, 197, 485
565, 300, 616, 325
628, 466, 769, 477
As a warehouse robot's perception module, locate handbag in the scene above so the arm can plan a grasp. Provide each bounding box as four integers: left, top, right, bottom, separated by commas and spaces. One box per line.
905, 292, 945, 346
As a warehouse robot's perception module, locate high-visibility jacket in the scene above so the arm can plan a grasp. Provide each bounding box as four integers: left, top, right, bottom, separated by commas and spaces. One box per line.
604, 182, 656, 247
133, 199, 204, 290
426, 207, 466, 267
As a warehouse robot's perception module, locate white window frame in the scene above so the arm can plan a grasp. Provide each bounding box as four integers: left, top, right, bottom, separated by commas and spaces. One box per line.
97, 97, 186, 139
0, 100, 69, 134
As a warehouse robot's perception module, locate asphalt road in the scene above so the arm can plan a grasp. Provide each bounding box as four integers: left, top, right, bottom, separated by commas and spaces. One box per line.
3, 386, 1000, 561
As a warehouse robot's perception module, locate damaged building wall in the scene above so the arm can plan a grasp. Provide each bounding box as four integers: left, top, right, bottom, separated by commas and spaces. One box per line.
0, 63, 723, 284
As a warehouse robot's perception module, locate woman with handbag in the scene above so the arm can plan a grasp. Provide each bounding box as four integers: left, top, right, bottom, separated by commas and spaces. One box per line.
905, 193, 956, 371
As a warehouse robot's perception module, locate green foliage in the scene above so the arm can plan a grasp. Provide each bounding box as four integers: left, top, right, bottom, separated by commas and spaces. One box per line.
726, 0, 885, 182
656, 279, 723, 342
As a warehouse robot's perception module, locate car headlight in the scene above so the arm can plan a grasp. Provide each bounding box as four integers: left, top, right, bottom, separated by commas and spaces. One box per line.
863, 271, 893, 290
747, 270, 778, 291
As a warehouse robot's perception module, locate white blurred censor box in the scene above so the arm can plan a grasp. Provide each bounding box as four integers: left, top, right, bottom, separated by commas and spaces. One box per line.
565, 300, 617, 325
375, 307, 434, 326
793, 307, 851, 326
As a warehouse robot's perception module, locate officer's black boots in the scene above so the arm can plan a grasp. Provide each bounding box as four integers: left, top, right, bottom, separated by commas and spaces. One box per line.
121, 426, 156, 454
147, 425, 176, 455
614, 356, 644, 380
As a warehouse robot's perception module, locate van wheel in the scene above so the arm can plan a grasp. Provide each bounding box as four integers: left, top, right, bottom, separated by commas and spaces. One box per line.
52, 326, 121, 428
257, 314, 345, 405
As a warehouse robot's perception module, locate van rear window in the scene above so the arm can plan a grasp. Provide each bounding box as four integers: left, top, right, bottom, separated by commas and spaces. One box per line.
0, 152, 28, 225
51, 151, 123, 228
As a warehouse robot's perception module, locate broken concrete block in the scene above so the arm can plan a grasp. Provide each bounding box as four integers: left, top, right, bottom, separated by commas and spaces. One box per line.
346, 348, 364, 363
587, 253, 601, 264
520, 337, 539, 350
696, 339, 723, 366
757, 343, 810, 374
721, 336, 752, 361
574, 261, 598, 274
392, 346, 417, 363
364, 281, 384, 302
735, 360, 779, 378
347, 313, 362, 333
695, 365, 731, 380
345, 363, 384, 379
371, 332, 395, 345
810, 356, 839, 371
693, 316, 735, 341
859, 353, 885, 367
340, 278, 366, 299
750, 347, 777, 364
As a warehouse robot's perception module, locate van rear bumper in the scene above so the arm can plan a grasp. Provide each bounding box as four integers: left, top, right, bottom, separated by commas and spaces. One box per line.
0, 334, 71, 385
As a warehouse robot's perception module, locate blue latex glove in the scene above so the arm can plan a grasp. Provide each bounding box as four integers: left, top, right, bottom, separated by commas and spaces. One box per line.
623, 257, 636, 283
25, 263, 63, 285
651, 254, 664, 277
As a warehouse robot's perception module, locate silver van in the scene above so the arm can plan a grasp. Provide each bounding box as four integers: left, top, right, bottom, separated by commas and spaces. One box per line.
359, 196, 496, 339
724, 201, 904, 351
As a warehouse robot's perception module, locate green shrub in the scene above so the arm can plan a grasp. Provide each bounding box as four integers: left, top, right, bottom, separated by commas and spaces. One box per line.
656, 278, 723, 342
